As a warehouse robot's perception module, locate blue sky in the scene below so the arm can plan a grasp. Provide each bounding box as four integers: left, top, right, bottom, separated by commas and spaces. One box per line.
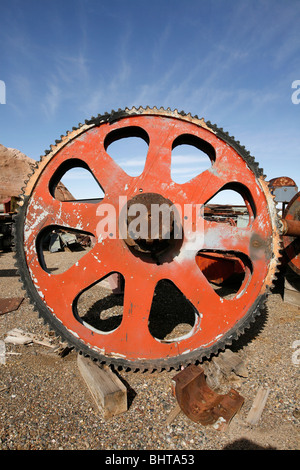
0, 0, 299, 201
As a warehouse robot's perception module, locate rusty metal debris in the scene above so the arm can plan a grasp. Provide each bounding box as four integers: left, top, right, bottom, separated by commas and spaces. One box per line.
172, 364, 244, 431
0, 297, 23, 315
0, 197, 20, 251
280, 190, 300, 306
204, 203, 249, 227
280, 218, 300, 238
281, 191, 300, 276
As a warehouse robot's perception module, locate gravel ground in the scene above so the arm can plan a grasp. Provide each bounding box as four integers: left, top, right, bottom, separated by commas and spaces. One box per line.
0, 250, 299, 451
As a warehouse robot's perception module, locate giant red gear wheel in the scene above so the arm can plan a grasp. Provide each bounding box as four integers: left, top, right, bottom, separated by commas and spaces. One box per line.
14, 107, 281, 370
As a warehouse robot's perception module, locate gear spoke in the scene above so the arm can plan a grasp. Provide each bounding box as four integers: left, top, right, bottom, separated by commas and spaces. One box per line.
58, 126, 131, 198
116, 272, 158, 353
28, 237, 125, 322
48, 249, 109, 305
87, 147, 131, 199
170, 257, 222, 313
182, 166, 228, 205
141, 120, 175, 184
168, 258, 238, 348
47, 198, 96, 233
168, 253, 262, 351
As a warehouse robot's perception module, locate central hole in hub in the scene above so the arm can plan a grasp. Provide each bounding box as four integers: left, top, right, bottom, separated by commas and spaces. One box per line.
122, 192, 183, 256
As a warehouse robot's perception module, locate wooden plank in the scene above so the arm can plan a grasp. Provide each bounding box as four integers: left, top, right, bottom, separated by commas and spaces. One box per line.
284, 287, 300, 307
212, 349, 248, 378
4, 328, 53, 347
166, 403, 181, 426
0, 340, 6, 365
77, 354, 128, 419
246, 386, 270, 425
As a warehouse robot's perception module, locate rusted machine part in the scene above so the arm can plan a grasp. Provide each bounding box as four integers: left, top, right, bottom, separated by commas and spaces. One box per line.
269, 177, 298, 217
280, 218, 300, 237
173, 364, 244, 430
0, 197, 20, 251
281, 191, 300, 276
268, 177, 298, 205
14, 106, 281, 371
196, 252, 244, 285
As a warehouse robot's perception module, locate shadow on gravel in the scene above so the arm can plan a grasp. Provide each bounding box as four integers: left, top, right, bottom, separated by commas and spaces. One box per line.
229, 303, 269, 353
223, 438, 277, 450
0, 268, 18, 277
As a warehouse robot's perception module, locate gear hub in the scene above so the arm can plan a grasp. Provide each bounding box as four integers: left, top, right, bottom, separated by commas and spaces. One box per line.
122, 192, 182, 258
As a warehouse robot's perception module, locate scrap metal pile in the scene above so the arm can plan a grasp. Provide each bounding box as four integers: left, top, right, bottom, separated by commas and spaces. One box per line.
11, 107, 300, 371
0, 197, 20, 251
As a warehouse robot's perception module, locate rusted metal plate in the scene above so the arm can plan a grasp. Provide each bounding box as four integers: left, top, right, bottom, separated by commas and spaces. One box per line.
173, 364, 244, 430
0, 297, 23, 315
196, 252, 244, 284
269, 176, 297, 187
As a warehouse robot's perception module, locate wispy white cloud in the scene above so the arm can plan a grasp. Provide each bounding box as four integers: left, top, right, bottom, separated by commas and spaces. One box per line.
42, 82, 62, 118
55, 53, 90, 85
40, 49, 91, 118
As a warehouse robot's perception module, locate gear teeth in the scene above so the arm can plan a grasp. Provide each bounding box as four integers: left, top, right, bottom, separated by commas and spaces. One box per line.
207, 121, 265, 178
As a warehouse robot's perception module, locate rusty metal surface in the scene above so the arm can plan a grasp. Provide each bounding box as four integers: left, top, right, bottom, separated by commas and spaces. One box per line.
173, 364, 244, 430
14, 107, 282, 370
122, 192, 180, 256
0, 298, 23, 315
282, 191, 300, 275
196, 252, 244, 285
269, 177, 297, 187
281, 218, 300, 237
